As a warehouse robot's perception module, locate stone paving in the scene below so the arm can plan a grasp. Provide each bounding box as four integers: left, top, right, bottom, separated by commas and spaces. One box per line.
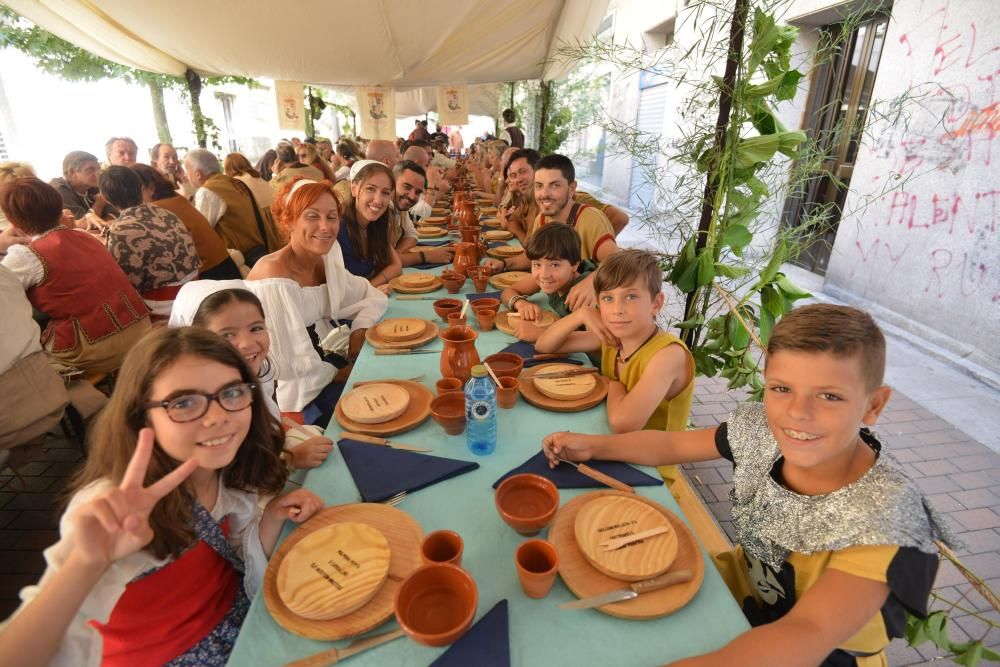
2, 376, 998, 665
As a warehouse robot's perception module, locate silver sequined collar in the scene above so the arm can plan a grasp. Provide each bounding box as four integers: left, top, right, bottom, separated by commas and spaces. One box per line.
726, 403, 959, 569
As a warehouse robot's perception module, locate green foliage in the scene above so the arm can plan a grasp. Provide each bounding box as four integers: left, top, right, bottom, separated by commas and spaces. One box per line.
906, 611, 1000, 666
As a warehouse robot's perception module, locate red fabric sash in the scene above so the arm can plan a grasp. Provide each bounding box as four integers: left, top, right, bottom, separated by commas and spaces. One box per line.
90, 518, 239, 667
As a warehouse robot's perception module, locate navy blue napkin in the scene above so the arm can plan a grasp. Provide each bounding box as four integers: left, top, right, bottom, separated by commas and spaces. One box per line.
498, 341, 585, 368
492, 451, 662, 489
486, 241, 507, 248
430, 600, 509, 667
416, 239, 452, 247
338, 439, 480, 502
465, 290, 503, 302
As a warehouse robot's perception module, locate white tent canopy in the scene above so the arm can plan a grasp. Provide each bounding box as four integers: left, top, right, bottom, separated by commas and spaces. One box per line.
6, 0, 608, 88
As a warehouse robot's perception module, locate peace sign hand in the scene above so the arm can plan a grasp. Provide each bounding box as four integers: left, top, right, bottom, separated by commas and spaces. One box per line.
71, 428, 199, 569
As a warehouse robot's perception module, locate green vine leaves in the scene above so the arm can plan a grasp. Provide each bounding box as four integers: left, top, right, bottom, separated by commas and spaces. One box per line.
907, 611, 1000, 666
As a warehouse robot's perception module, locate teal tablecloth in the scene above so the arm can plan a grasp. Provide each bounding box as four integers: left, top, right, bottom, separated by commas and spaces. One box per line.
228, 260, 749, 666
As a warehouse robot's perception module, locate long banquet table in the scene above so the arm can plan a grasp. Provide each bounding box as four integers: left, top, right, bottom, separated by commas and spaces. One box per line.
228, 259, 750, 666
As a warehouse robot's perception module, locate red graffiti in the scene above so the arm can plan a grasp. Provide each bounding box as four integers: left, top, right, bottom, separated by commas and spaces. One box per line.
884, 190, 998, 236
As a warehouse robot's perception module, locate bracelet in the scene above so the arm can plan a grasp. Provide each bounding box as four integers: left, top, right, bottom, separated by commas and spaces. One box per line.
418, 251, 426, 264
500, 258, 508, 270
508, 294, 526, 309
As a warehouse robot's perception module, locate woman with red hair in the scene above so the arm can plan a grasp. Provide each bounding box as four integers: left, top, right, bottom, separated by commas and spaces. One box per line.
245, 178, 387, 426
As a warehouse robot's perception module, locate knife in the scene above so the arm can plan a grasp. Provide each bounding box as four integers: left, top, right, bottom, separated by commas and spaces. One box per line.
533, 367, 599, 380
339, 431, 432, 452
394, 295, 440, 300
558, 570, 694, 610
556, 456, 635, 494
283, 627, 405, 667
374, 348, 441, 355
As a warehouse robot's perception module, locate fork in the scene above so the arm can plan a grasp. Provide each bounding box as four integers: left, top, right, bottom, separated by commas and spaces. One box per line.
381, 491, 407, 507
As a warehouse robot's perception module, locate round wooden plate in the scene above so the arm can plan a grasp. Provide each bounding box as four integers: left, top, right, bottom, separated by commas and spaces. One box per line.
484, 230, 513, 241
432, 208, 450, 215
340, 383, 411, 424
517, 364, 608, 413
423, 216, 449, 225
397, 274, 438, 290
375, 317, 428, 342
388, 275, 443, 294
573, 496, 677, 582
365, 319, 439, 350
417, 226, 447, 238
480, 206, 498, 216
335, 380, 434, 436
481, 218, 502, 229
488, 271, 530, 289
495, 310, 557, 337
264, 504, 423, 639
550, 490, 704, 619
532, 364, 599, 401
487, 245, 524, 258
277, 522, 391, 620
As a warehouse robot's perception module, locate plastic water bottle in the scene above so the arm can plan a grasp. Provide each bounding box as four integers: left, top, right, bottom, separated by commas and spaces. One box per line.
465, 365, 497, 456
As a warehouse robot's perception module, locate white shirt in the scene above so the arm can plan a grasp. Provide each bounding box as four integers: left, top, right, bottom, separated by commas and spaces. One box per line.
8, 480, 267, 667
0, 265, 42, 376
499, 121, 517, 146
0, 226, 99, 289
409, 199, 432, 221
193, 187, 227, 227
431, 152, 456, 170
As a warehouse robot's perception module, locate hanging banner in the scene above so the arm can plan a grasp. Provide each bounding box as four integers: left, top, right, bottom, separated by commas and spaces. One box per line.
436, 85, 469, 126
274, 81, 306, 132
357, 86, 396, 139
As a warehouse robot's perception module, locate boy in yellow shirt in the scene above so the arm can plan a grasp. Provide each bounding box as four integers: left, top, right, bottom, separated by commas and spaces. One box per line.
542, 304, 956, 667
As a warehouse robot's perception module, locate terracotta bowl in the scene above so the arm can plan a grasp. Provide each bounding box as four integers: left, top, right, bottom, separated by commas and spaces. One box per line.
469, 297, 501, 314
483, 352, 523, 379
494, 473, 559, 536
395, 563, 478, 647
433, 298, 463, 322
435, 377, 463, 395
443, 277, 465, 294
496, 376, 519, 409
430, 392, 466, 435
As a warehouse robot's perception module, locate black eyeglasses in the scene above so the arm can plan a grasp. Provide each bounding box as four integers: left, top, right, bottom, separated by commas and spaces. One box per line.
143, 383, 256, 423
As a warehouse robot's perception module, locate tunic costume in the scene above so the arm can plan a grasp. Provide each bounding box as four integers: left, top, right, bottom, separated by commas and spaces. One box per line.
10, 480, 268, 666
529, 203, 615, 262
713, 403, 958, 666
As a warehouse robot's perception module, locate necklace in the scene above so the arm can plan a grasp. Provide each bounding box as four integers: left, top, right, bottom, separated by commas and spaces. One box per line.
616, 327, 660, 364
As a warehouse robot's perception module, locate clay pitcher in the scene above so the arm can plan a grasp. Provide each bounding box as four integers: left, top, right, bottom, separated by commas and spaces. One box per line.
459, 225, 480, 244
439, 326, 480, 383
456, 202, 476, 228
453, 241, 477, 277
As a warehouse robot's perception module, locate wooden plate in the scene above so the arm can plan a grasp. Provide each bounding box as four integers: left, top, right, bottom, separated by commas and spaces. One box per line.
277, 522, 390, 620
375, 317, 428, 342
264, 504, 423, 639
388, 275, 443, 294
517, 363, 608, 412
480, 206, 498, 216
573, 496, 677, 582
484, 230, 513, 241
397, 274, 438, 290
488, 271, 530, 289
487, 245, 524, 258
432, 208, 450, 215
495, 310, 557, 336
481, 218, 502, 229
550, 490, 704, 619
335, 380, 434, 436
365, 319, 439, 350
340, 383, 411, 424
532, 364, 598, 401
423, 216, 449, 225
417, 226, 448, 238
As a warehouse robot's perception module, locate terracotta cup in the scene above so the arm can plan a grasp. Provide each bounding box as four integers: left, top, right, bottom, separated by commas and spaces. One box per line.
448, 312, 468, 328
476, 308, 496, 332
395, 563, 478, 647
494, 473, 559, 536
421, 530, 464, 567
436, 377, 463, 395
495, 376, 519, 408
471, 274, 489, 292
430, 392, 466, 435
515, 539, 559, 599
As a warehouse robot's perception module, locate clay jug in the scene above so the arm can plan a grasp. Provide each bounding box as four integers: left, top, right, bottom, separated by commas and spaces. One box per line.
452, 242, 477, 277
439, 326, 480, 382
457, 202, 476, 228
459, 225, 480, 244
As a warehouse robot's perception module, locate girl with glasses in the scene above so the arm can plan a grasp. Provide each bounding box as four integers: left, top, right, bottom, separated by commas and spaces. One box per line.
1, 327, 323, 666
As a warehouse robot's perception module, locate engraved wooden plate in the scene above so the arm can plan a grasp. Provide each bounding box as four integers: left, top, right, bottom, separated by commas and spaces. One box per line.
397, 273, 438, 289
277, 522, 391, 620
375, 318, 427, 342
550, 491, 704, 619
365, 319, 439, 350
531, 363, 598, 401
517, 364, 609, 413
487, 245, 524, 258
488, 271, 530, 289
417, 226, 447, 238
264, 504, 423, 639
335, 380, 434, 436
573, 496, 677, 582
340, 383, 411, 424
423, 216, 450, 225
484, 230, 513, 241
388, 275, 443, 294
495, 309, 557, 336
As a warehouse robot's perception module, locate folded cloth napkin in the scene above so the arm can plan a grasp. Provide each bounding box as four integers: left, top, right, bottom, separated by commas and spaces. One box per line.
486, 241, 507, 248
498, 341, 585, 368
430, 600, 509, 667
416, 239, 452, 247
339, 439, 480, 502
492, 451, 662, 489
465, 290, 502, 302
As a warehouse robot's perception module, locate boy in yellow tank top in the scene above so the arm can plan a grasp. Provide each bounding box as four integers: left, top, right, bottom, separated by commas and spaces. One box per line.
535, 249, 694, 483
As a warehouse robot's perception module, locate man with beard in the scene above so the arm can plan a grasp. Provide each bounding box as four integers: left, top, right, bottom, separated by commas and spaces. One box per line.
392, 160, 454, 267
496, 148, 540, 246
150, 143, 194, 197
